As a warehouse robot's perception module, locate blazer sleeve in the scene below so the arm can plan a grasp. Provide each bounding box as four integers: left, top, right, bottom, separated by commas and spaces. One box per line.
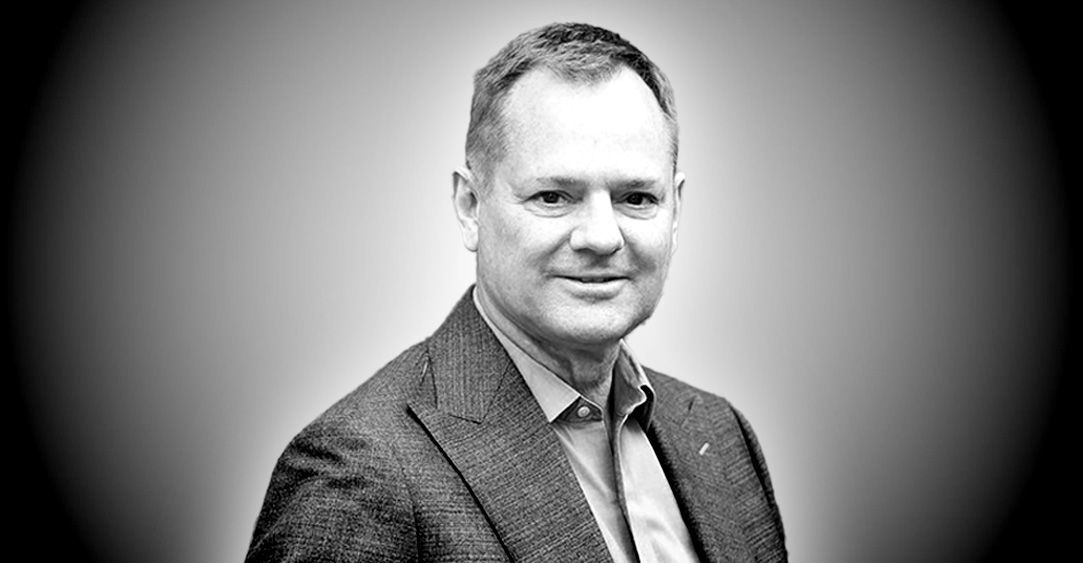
732, 406, 786, 547
245, 416, 418, 562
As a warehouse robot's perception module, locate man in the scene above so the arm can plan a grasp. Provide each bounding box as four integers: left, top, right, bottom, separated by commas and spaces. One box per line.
247, 22, 786, 562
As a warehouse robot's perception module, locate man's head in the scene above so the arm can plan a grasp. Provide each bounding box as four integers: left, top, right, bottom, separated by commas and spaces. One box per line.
465, 22, 679, 190
453, 23, 684, 358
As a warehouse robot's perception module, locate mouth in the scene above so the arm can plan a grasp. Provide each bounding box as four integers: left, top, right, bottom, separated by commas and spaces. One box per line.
566, 276, 622, 283
555, 275, 628, 298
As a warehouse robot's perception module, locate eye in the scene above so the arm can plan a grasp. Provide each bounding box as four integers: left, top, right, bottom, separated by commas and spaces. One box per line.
534, 191, 567, 205
623, 192, 659, 207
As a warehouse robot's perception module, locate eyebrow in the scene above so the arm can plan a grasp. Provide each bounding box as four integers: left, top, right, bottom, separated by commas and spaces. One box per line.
532, 176, 662, 190
533, 176, 585, 189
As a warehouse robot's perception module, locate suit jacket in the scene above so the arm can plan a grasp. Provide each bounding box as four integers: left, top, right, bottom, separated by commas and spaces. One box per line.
247, 290, 787, 562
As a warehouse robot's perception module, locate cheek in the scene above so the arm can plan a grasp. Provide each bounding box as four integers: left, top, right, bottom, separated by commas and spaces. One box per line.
479, 210, 550, 273
479, 208, 518, 254
492, 213, 566, 257
625, 220, 677, 266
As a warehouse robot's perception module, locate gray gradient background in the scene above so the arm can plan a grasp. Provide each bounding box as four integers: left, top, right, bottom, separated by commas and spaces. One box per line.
9, 1, 1069, 562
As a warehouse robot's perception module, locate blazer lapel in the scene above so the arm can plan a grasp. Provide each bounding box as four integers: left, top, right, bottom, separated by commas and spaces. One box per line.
648, 378, 754, 562
407, 292, 611, 562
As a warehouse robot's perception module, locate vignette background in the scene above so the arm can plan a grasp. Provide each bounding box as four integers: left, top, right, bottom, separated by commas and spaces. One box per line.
7, 1, 1075, 562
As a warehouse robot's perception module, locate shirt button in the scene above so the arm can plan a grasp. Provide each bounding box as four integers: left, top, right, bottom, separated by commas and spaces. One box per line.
576, 405, 591, 418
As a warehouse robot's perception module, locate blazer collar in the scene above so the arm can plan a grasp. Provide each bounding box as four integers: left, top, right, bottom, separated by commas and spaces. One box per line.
407, 289, 612, 561
647, 373, 756, 562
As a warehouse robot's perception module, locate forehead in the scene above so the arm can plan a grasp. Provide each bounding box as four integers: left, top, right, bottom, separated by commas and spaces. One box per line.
497, 67, 673, 180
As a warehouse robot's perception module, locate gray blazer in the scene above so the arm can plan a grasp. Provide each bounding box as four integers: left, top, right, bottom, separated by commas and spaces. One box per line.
246, 290, 787, 562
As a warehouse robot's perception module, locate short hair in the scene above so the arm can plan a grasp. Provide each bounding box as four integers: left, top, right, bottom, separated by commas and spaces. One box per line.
465, 22, 679, 188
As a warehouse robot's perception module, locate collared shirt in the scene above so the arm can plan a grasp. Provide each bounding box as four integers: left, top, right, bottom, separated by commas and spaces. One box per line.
474, 293, 699, 563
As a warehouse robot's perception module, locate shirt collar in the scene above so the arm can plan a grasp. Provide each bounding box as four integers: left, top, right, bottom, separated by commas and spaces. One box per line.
472, 288, 655, 426
614, 341, 656, 425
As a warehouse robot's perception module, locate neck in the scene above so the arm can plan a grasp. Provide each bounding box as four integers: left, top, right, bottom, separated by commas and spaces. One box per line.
476, 289, 620, 407
531, 339, 619, 408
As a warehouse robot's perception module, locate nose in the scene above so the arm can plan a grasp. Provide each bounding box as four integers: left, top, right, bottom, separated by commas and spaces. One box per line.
569, 193, 625, 255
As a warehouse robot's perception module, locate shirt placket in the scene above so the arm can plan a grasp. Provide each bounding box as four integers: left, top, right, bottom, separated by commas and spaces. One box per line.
610, 408, 658, 563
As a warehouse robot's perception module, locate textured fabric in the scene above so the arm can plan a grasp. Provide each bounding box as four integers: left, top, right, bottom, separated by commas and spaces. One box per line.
477, 293, 697, 563
246, 288, 788, 562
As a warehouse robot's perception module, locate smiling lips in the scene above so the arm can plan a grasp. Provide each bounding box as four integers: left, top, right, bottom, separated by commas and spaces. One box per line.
556, 272, 628, 283
557, 276, 628, 299
568, 276, 623, 283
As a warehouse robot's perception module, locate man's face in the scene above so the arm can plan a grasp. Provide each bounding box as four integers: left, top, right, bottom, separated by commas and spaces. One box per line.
463, 67, 682, 355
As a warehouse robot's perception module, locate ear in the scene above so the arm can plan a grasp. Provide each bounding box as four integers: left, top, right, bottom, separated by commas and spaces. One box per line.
670, 170, 685, 250
452, 167, 481, 252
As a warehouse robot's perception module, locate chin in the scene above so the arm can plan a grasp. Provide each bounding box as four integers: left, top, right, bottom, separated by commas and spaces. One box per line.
548, 315, 645, 348
533, 296, 658, 346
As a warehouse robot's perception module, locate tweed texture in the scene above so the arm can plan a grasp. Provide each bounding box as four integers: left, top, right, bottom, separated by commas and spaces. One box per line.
247, 289, 787, 562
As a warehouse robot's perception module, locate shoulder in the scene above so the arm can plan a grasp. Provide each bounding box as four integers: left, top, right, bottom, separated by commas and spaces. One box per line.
281, 337, 438, 483
315, 340, 429, 430
644, 367, 721, 400
247, 340, 433, 562
644, 367, 741, 423
643, 366, 769, 461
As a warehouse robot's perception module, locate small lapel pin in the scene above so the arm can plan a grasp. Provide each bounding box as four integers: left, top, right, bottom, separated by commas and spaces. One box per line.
698, 442, 710, 456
